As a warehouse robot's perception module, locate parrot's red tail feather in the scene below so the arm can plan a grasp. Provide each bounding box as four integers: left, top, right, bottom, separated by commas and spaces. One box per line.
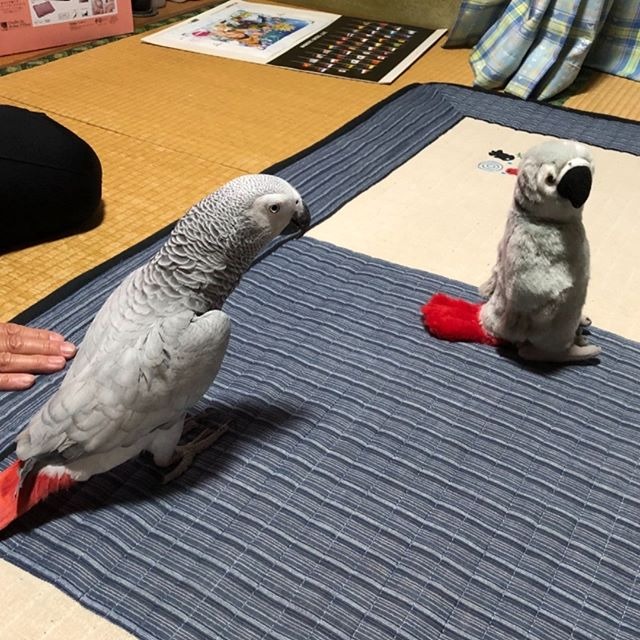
421, 293, 499, 346
0, 461, 75, 531
0, 461, 21, 530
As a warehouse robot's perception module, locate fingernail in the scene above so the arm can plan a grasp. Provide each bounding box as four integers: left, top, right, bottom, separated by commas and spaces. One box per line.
48, 356, 66, 369
60, 342, 76, 357
48, 333, 65, 342
15, 374, 35, 389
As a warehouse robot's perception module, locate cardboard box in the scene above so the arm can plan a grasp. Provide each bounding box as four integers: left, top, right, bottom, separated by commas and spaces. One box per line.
0, 0, 133, 56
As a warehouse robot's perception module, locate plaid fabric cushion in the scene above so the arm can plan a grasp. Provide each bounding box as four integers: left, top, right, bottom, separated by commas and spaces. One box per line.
446, 0, 511, 47
586, 2, 640, 78
446, 0, 640, 100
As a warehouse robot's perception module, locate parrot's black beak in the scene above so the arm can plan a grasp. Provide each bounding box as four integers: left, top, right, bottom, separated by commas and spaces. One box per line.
281, 201, 311, 237
557, 165, 592, 209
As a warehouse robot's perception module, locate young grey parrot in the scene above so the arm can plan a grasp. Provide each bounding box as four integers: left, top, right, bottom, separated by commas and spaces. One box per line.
0, 173, 310, 530
479, 139, 599, 362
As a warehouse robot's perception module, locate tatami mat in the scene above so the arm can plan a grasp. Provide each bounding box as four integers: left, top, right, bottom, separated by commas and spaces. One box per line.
0, 34, 472, 320
1, 30, 639, 320
2, 119, 240, 314
562, 71, 640, 120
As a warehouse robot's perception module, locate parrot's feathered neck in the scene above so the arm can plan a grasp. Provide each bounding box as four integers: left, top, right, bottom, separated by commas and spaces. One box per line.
512, 195, 583, 226
144, 200, 268, 313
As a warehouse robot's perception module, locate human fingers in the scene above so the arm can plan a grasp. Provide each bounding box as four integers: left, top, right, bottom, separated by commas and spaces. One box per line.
0, 324, 75, 358
0, 322, 65, 342
0, 372, 35, 391
0, 352, 68, 374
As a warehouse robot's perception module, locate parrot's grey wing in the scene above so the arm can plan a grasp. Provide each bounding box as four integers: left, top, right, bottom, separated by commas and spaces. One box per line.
62, 270, 143, 382
16, 309, 231, 465
141, 308, 232, 415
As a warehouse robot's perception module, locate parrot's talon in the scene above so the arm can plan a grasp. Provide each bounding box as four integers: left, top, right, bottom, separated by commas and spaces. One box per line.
181, 416, 203, 436
161, 421, 230, 484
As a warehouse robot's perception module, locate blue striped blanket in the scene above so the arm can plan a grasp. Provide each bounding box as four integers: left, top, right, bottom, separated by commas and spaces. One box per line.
1, 84, 640, 639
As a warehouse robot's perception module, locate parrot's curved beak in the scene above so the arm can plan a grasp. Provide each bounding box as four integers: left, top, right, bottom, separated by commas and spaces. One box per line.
282, 201, 311, 237
557, 164, 592, 209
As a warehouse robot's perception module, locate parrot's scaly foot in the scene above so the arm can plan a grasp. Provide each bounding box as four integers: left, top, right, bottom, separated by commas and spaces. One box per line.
161, 421, 230, 484
518, 343, 601, 363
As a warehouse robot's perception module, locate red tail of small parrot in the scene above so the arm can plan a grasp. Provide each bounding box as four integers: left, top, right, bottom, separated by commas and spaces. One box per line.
0, 461, 75, 531
421, 293, 500, 346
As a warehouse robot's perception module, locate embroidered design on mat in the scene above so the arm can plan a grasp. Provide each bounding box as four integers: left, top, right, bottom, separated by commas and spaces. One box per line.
477, 148, 521, 175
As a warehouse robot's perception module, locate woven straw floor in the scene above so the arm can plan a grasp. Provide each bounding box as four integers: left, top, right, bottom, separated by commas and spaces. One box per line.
0, 28, 475, 320
1, 28, 639, 320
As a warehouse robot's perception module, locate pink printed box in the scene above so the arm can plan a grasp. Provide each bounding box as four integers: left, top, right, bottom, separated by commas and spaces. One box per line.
0, 0, 133, 56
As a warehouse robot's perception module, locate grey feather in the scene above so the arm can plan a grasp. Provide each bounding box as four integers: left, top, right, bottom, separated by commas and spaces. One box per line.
14, 174, 310, 481
479, 140, 600, 362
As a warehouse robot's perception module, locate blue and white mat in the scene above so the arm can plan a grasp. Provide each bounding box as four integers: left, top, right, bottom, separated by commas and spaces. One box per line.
1, 84, 639, 640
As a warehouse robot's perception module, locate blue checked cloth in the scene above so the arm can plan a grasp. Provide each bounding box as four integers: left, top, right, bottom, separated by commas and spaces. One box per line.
446, 0, 640, 99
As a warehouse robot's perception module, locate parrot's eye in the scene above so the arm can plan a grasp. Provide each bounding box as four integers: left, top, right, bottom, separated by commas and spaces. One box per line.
545, 174, 555, 186
269, 204, 280, 214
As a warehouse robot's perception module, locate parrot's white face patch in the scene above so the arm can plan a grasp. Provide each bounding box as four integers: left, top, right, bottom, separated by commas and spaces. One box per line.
247, 190, 303, 237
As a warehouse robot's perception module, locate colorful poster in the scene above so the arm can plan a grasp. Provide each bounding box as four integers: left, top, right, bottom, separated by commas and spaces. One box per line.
142, 1, 446, 84
143, 1, 336, 63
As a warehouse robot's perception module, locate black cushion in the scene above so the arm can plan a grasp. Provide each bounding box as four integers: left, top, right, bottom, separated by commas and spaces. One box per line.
0, 105, 102, 251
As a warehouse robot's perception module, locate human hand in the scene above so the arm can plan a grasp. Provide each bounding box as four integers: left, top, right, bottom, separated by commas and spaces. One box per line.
0, 323, 76, 391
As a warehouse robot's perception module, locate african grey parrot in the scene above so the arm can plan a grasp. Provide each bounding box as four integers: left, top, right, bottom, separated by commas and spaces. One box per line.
0, 173, 310, 530
479, 139, 599, 362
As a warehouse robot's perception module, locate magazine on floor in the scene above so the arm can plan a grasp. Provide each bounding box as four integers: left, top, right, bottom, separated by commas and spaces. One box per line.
141, 0, 446, 84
